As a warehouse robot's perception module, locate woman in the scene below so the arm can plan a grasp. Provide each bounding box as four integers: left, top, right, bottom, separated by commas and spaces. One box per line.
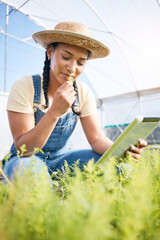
2, 21, 147, 180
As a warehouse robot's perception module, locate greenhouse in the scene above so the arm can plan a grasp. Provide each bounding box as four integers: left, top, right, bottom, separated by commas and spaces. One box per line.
0, 1, 160, 239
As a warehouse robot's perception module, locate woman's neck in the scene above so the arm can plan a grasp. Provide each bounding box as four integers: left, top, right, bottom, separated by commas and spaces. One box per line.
48, 72, 61, 98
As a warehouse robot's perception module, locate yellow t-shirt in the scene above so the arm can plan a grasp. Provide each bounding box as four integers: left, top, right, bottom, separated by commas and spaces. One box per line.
7, 75, 97, 118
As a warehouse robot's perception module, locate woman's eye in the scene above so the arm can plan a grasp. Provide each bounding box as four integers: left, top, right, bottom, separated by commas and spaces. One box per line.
78, 61, 85, 66
62, 56, 69, 60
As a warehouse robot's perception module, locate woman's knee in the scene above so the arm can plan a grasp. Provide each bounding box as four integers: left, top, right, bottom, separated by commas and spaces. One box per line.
3, 155, 49, 181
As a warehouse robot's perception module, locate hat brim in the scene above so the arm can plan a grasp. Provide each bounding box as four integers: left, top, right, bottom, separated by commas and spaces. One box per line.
32, 30, 110, 59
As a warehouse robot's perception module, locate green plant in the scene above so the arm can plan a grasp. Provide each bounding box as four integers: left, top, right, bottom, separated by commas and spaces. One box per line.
0, 147, 160, 239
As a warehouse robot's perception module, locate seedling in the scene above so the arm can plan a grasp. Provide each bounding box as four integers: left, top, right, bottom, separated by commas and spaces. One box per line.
67, 73, 74, 82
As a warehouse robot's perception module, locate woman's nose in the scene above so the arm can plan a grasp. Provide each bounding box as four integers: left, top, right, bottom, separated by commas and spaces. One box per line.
67, 60, 77, 73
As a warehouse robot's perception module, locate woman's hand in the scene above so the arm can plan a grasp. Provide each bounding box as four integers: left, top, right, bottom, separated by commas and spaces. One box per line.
126, 138, 147, 162
51, 81, 76, 117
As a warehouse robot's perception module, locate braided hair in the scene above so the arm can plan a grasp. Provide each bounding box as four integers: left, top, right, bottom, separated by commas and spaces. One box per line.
42, 51, 50, 109
71, 80, 81, 116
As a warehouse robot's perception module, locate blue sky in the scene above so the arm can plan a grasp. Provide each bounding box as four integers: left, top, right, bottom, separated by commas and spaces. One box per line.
0, 2, 45, 92
0, 2, 98, 97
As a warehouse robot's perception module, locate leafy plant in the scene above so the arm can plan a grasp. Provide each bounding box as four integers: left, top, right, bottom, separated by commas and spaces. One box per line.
0, 147, 160, 239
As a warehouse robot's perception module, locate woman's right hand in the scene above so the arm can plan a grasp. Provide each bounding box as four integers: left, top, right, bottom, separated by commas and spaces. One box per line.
50, 81, 76, 117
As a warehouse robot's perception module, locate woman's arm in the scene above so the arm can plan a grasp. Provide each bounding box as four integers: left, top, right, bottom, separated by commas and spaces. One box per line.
8, 109, 59, 156
8, 81, 76, 155
80, 114, 113, 155
80, 114, 147, 160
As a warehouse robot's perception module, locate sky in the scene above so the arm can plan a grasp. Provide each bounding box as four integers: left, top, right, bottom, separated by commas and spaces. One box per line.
1, 0, 160, 99
0, 0, 160, 145
0, 2, 45, 92
0, 2, 96, 96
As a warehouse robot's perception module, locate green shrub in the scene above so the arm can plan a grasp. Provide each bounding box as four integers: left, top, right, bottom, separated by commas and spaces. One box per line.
0, 148, 160, 240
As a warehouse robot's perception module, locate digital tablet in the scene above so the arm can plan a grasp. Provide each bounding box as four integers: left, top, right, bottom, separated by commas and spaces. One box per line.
96, 116, 160, 164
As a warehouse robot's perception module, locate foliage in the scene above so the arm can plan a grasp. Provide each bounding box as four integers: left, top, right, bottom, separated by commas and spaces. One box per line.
0, 148, 160, 239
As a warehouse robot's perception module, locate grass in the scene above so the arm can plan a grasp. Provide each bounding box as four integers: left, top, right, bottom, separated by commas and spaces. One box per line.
0, 147, 160, 239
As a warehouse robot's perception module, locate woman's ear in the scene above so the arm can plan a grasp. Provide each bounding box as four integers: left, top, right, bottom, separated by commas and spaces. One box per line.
47, 45, 52, 60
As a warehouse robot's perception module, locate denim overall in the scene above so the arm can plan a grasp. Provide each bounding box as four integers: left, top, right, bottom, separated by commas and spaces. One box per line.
3, 75, 101, 180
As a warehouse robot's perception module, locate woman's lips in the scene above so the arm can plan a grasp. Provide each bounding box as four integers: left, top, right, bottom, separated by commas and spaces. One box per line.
61, 72, 69, 78
61, 73, 75, 81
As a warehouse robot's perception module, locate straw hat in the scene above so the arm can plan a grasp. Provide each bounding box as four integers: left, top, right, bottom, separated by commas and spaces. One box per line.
32, 21, 110, 59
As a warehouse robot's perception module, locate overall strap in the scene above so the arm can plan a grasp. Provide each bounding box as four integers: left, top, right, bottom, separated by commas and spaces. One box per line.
32, 74, 41, 104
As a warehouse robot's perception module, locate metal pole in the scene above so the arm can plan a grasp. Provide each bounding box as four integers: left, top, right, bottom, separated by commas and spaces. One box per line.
4, 4, 9, 92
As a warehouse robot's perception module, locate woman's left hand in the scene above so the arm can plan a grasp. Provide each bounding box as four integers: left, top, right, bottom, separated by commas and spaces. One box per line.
126, 139, 147, 162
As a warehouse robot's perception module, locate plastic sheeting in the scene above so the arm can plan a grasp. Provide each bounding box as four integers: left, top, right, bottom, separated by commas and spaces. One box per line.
0, 93, 12, 159
1, 0, 160, 99
1, 0, 160, 157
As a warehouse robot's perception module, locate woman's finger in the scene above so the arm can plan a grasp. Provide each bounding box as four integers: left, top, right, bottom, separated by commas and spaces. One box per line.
138, 139, 148, 148
129, 144, 143, 154
126, 150, 141, 162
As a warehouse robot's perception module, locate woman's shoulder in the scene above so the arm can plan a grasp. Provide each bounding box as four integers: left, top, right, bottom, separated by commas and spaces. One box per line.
11, 75, 34, 91
76, 80, 97, 117
11, 74, 43, 95
76, 80, 89, 89
76, 80, 91, 96
7, 75, 39, 114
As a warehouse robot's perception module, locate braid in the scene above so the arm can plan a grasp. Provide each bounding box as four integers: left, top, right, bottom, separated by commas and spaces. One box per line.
42, 51, 50, 109
71, 81, 81, 116
71, 50, 91, 116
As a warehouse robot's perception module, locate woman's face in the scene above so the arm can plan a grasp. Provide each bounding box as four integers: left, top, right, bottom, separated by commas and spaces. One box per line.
47, 43, 88, 85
